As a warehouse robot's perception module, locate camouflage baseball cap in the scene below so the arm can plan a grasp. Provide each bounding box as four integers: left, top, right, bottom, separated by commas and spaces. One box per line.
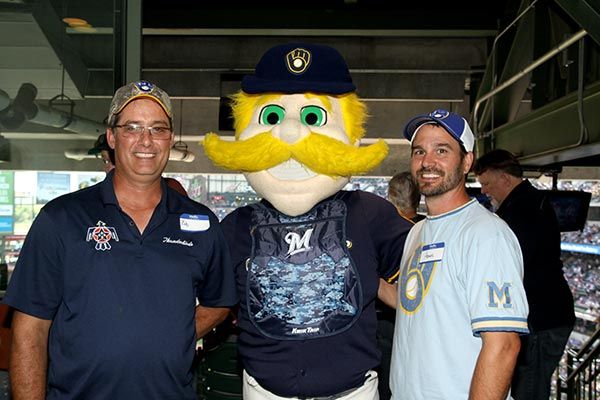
107, 80, 172, 126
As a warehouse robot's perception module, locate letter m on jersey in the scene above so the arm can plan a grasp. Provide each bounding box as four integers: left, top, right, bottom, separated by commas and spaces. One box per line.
285, 228, 314, 256
487, 282, 513, 309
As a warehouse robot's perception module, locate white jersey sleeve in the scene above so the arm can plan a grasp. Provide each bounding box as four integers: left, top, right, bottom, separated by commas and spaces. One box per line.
464, 216, 529, 336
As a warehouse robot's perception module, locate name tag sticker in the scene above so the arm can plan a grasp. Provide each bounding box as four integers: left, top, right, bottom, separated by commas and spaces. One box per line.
180, 214, 210, 232
419, 242, 445, 263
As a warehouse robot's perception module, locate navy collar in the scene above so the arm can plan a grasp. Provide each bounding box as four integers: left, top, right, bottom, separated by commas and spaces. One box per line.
100, 170, 185, 215
99, 169, 119, 206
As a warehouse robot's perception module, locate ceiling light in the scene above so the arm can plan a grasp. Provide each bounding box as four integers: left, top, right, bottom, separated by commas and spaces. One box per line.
170, 142, 195, 163
62, 17, 88, 27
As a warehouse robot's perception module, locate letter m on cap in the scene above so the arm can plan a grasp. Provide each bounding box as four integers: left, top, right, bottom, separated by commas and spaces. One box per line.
487, 282, 513, 309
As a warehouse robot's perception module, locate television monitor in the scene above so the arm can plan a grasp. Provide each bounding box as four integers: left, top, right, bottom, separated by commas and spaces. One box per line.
468, 187, 591, 232
542, 190, 591, 232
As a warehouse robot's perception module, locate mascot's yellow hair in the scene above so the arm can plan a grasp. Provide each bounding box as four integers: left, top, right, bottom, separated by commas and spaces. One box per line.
229, 91, 368, 144
204, 91, 387, 177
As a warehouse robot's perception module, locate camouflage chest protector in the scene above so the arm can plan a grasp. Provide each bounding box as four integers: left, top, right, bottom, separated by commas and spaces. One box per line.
247, 199, 362, 340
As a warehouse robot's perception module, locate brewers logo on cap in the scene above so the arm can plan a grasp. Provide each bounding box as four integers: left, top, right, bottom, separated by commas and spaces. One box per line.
135, 80, 154, 92
432, 110, 450, 119
286, 48, 311, 74
107, 80, 172, 126
241, 42, 356, 94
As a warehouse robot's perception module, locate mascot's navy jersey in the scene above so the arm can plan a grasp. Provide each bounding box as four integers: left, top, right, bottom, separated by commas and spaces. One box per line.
221, 190, 412, 398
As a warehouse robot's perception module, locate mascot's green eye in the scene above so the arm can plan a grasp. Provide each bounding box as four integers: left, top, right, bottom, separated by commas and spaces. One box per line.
259, 105, 285, 125
300, 106, 327, 127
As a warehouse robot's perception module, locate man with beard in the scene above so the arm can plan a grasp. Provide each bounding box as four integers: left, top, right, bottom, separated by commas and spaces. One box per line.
203, 43, 412, 399
378, 109, 529, 399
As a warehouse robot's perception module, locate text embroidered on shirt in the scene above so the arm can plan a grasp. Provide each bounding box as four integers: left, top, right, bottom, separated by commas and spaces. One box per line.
291, 326, 320, 335
163, 237, 194, 247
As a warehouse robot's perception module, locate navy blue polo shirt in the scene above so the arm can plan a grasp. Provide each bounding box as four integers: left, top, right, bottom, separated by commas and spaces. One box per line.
221, 190, 412, 398
4, 171, 237, 400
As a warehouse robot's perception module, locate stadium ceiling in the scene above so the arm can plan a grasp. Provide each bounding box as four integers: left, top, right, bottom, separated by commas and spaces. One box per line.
0, 0, 599, 174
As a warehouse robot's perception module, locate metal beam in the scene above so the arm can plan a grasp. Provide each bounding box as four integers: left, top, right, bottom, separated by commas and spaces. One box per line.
555, 0, 600, 45
476, 1, 536, 132
113, 0, 141, 87
30, 0, 89, 98
474, 29, 588, 136
124, 0, 141, 83
476, 80, 600, 165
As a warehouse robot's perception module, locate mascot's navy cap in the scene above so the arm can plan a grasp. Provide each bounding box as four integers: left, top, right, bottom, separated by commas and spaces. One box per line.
241, 43, 356, 95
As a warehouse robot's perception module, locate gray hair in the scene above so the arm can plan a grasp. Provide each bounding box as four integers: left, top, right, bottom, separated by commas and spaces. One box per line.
388, 171, 421, 213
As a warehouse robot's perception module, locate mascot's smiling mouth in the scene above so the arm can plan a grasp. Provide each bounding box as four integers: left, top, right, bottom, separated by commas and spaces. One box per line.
267, 159, 317, 181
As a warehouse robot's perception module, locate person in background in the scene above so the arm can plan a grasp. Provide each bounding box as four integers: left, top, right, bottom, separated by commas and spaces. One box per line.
379, 109, 528, 399
474, 148, 575, 400
88, 133, 115, 173
387, 171, 425, 223
4, 80, 237, 400
376, 171, 424, 400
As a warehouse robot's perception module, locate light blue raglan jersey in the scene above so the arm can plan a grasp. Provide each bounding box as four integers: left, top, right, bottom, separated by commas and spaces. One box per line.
390, 199, 529, 400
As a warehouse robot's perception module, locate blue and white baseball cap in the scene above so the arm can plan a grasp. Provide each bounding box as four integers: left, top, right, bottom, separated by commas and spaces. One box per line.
403, 109, 475, 152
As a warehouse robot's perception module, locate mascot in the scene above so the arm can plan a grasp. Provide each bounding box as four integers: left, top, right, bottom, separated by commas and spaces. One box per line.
204, 43, 412, 399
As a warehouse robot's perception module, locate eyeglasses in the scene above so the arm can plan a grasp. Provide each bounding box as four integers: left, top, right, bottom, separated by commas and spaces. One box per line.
113, 124, 173, 140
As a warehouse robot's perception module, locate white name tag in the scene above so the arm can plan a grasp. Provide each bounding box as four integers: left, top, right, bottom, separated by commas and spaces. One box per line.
180, 214, 210, 232
419, 242, 445, 263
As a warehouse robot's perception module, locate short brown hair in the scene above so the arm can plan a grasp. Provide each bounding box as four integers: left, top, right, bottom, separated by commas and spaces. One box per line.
473, 149, 523, 178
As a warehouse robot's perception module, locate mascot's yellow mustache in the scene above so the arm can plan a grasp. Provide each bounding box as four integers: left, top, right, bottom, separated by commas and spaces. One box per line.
203, 132, 388, 177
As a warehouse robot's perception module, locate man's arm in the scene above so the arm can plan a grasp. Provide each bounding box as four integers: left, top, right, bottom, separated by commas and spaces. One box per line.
10, 311, 52, 400
469, 331, 521, 400
195, 305, 230, 339
378, 278, 398, 309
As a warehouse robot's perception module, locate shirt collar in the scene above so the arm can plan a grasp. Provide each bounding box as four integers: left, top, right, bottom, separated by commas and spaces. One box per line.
100, 169, 118, 206
100, 169, 182, 214
427, 198, 477, 221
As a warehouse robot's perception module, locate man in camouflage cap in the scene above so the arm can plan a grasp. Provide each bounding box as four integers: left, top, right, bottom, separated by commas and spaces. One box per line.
5, 80, 237, 399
